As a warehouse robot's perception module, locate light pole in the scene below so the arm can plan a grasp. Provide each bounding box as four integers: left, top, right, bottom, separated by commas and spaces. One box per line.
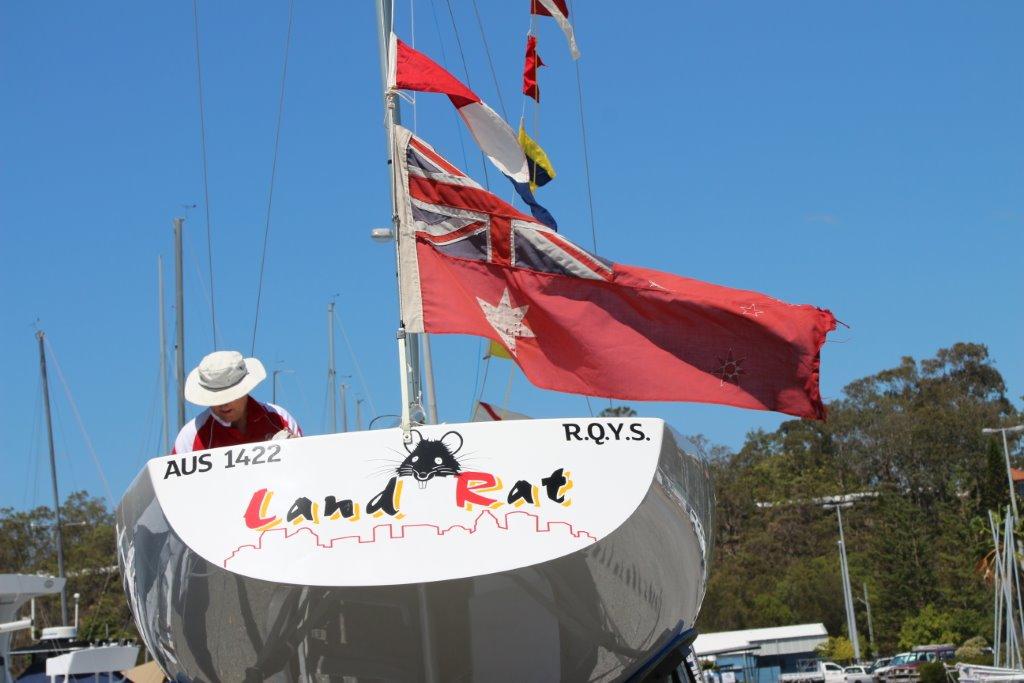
757, 492, 874, 664
824, 501, 861, 662
857, 583, 876, 659
983, 425, 1024, 521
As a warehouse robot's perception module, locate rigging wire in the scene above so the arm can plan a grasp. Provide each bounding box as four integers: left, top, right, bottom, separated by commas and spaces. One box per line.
250, 0, 296, 356
469, 0, 508, 121
280, 370, 313, 431
427, 0, 471, 171
442, 0, 491, 189
472, 352, 493, 418
52, 387, 81, 502
409, 0, 417, 133
44, 337, 115, 506
331, 311, 379, 419
501, 362, 515, 412
186, 227, 218, 347
466, 338, 484, 419
191, 0, 219, 349
567, 0, 599, 254
23, 378, 43, 510
136, 366, 162, 466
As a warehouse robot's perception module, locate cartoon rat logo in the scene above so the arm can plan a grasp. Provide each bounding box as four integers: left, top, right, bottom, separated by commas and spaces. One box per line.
396, 430, 463, 489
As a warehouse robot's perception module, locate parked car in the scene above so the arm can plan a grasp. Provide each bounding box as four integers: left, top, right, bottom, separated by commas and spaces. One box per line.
882, 644, 955, 680
843, 665, 873, 682
870, 657, 892, 672
873, 646, 954, 681
780, 661, 847, 682
873, 653, 912, 682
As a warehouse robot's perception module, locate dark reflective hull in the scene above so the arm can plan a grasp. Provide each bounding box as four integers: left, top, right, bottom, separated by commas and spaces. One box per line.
117, 426, 713, 682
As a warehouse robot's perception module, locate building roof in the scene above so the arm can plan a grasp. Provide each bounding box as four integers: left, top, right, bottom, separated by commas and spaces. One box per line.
1011, 468, 1024, 483
693, 623, 829, 657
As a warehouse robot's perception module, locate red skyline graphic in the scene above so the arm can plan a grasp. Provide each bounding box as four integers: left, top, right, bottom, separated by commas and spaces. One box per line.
223, 508, 597, 568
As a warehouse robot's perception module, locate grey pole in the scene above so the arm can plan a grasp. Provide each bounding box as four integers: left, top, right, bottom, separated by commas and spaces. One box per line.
37, 331, 68, 625
375, 4, 436, 682
173, 218, 186, 430
158, 256, 170, 453
355, 398, 363, 432
327, 302, 337, 433
835, 505, 862, 661
984, 426, 1024, 521
340, 383, 349, 432
422, 334, 438, 424
862, 583, 876, 658
375, 0, 426, 431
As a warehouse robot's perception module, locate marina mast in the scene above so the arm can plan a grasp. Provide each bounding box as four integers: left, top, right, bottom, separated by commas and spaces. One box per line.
327, 301, 337, 432
173, 217, 186, 430
36, 330, 68, 625
158, 256, 170, 453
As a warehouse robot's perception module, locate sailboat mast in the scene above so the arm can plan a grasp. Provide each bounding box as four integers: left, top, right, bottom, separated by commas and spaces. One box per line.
36, 330, 68, 625
374, 0, 418, 433
173, 217, 186, 430
422, 334, 438, 423
327, 302, 337, 432
158, 256, 170, 453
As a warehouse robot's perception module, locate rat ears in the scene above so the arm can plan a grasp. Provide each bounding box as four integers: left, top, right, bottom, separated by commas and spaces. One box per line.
440, 431, 463, 455
404, 429, 424, 453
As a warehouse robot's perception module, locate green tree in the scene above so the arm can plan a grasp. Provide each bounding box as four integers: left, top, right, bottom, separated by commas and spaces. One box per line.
956, 636, 989, 664
917, 662, 947, 683
897, 604, 976, 650
816, 636, 854, 663
0, 492, 135, 653
598, 405, 638, 417
699, 343, 1018, 655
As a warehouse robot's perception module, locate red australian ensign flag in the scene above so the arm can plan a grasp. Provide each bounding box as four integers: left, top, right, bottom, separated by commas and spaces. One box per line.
394, 127, 836, 419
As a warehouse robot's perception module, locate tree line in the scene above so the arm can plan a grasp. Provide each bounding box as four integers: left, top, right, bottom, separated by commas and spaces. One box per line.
697, 342, 1020, 656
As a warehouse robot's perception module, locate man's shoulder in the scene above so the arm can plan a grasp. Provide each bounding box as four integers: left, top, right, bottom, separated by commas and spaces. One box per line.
260, 401, 301, 434
263, 401, 296, 419
172, 409, 213, 454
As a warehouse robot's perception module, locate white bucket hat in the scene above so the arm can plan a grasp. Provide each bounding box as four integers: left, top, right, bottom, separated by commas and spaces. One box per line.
184, 351, 266, 407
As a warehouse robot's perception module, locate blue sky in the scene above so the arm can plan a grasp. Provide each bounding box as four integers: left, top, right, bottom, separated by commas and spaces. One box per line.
1, 1, 1021, 511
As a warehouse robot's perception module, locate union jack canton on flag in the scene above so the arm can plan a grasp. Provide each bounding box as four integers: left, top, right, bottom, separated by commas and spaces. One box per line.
403, 134, 611, 284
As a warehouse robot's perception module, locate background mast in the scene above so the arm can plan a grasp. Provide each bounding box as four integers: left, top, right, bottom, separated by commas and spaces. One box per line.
36, 330, 68, 625
173, 217, 186, 430
158, 256, 170, 453
327, 301, 337, 432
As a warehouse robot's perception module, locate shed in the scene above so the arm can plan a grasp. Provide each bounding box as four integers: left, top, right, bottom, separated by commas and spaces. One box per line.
693, 623, 829, 682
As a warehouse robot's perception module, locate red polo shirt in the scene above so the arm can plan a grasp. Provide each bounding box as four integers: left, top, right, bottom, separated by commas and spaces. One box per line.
171, 397, 301, 454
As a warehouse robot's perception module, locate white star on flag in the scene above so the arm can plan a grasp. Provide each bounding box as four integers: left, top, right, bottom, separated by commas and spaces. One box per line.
477, 288, 535, 355
741, 303, 764, 317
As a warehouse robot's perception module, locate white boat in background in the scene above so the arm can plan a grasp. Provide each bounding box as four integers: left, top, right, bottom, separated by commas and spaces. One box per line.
116, 418, 713, 681
0, 574, 139, 682
957, 664, 1024, 682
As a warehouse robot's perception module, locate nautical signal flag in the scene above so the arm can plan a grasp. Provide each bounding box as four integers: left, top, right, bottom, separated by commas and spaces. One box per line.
388, 34, 558, 230
394, 126, 837, 420
518, 122, 555, 192
487, 340, 513, 360
530, 0, 579, 60
522, 35, 544, 102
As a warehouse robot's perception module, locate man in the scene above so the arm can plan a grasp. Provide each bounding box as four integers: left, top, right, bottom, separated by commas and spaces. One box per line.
172, 350, 302, 454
